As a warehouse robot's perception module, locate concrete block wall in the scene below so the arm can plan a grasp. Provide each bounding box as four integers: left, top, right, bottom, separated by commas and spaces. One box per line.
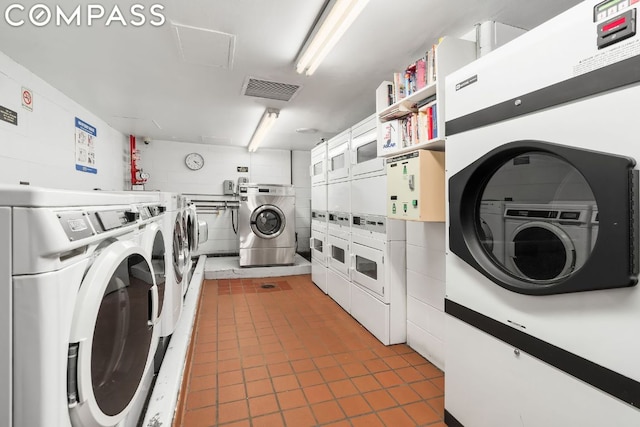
406, 221, 447, 370
0, 51, 126, 191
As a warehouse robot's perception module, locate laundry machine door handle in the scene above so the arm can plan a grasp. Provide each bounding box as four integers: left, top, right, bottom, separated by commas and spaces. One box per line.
506, 241, 516, 258
148, 285, 159, 326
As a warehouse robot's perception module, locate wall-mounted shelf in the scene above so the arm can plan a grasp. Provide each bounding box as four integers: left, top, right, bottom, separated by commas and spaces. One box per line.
376, 37, 476, 158
378, 82, 436, 123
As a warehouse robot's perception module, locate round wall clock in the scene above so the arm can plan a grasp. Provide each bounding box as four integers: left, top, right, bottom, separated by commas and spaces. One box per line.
185, 153, 204, 171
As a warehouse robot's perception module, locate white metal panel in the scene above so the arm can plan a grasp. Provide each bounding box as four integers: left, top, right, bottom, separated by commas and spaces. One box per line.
13, 260, 88, 427
350, 282, 391, 345
351, 114, 385, 178
446, 316, 640, 427
311, 259, 328, 294
311, 185, 327, 211
310, 142, 327, 186
327, 268, 351, 313
445, 1, 630, 121
350, 175, 387, 216
327, 181, 350, 213
327, 130, 351, 183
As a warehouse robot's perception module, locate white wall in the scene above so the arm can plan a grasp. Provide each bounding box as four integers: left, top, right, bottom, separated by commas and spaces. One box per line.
137, 140, 300, 255
406, 221, 447, 370
292, 150, 311, 254
137, 140, 291, 194
0, 50, 126, 191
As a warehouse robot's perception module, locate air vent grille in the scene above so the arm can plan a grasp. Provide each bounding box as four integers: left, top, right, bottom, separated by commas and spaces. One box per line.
243, 78, 301, 102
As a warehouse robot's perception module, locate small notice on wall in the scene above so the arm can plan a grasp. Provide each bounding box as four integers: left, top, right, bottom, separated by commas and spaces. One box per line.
0, 105, 18, 125
237, 166, 249, 172
21, 87, 33, 111
75, 117, 97, 174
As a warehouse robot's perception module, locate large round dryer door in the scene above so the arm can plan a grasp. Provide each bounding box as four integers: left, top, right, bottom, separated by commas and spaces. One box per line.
448, 140, 638, 295
250, 205, 286, 239
507, 221, 575, 282
68, 240, 159, 427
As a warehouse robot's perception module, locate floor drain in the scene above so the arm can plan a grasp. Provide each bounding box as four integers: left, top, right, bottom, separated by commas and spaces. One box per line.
261, 284, 276, 289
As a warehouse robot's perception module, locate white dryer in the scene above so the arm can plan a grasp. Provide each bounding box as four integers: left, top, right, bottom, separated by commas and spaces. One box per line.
0, 185, 160, 427
349, 214, 406, 345
310, 210, 328, 294
327, 129, 351, 214
310, 140, 328, 187
350, 114, 387, 218
445, 1, 640, 425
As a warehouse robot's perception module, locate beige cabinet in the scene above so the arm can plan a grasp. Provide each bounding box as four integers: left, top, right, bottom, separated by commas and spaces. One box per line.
386, 150, 445, 222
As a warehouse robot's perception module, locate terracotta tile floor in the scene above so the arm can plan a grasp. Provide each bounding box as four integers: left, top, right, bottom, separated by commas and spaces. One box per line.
173, 275, 445, 427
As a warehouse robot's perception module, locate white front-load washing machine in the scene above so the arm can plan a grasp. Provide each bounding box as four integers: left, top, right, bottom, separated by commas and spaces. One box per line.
238, 184, 296, 267
158, 193, 188, 339
0, 185, 161, 427
444, 1, 640, 425
502, 202, 592, 283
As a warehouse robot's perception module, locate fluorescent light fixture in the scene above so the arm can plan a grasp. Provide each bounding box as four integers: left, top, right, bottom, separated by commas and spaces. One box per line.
247, 109, 279, 152
296, 0, 370, 76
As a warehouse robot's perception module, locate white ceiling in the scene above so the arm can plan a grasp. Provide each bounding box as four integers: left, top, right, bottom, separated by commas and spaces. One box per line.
0, 0, 582, 151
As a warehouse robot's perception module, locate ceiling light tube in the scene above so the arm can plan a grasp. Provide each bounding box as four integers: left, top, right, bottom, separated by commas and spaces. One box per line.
296, 0, 370, 76
247, 109, 279, 152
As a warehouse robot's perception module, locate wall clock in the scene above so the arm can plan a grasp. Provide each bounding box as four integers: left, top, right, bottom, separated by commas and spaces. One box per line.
185, 152, 204, 171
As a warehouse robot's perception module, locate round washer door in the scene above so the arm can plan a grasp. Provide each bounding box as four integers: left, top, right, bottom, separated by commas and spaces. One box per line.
141, 222, 166, 321
68, 240, 159, 427
507, 221, 575, 282
250, 205, 286, 239
173, 213, 187, 284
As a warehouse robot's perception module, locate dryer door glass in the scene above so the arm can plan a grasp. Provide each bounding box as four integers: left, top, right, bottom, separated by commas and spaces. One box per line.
251, 205, 285, 239
449, 140, 637, 295
356, 140, 377, 164
510, 223, 575, 281
92, 254, 153, 416
480, 152, 593, 285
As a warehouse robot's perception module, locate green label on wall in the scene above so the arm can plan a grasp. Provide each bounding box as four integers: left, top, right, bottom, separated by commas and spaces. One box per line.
0, 105, 17, 125
237, 166, 249, 172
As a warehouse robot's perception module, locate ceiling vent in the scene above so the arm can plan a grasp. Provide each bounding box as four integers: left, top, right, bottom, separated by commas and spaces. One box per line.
242, 78, 301, 102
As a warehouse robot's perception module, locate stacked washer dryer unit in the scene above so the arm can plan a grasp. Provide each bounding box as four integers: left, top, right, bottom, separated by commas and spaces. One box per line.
326, 128, 353, 311
310, 140, 329, 293
238, 184, 296, 267
349, 114, 407, 345
445, 1, 640, 425
0, 185, 161, 427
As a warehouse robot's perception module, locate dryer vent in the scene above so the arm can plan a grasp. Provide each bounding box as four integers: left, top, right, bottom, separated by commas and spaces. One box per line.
242, 78, 301, 102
